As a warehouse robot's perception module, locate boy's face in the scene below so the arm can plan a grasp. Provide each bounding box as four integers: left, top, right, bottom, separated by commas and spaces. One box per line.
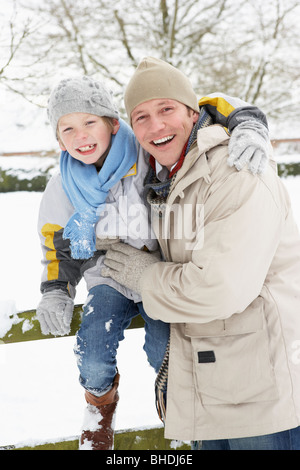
131, 99, 199, 170
58, 113, 119, 166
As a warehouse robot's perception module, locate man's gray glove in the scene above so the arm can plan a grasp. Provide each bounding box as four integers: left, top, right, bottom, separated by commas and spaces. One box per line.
228, 120, 271, 174
36, 290, 74, 336
96, 236, 120, 251
101, 242, 161, 294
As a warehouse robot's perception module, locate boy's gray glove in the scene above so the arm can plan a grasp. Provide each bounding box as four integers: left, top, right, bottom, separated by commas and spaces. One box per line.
101, 242, 161, 294
36, 290, 74, 336
228, 120, 271, 174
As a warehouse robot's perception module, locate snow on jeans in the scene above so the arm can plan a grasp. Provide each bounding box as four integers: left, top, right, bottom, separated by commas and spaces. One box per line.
74, 284, 170, 396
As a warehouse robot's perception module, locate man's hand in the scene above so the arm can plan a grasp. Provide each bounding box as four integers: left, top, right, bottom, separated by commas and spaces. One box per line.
102, 242, 161, 294
228, 120, 271, 174
96, 236, 120, 251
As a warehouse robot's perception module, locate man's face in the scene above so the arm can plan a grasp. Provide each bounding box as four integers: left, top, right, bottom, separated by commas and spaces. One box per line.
131, 99, 199, 169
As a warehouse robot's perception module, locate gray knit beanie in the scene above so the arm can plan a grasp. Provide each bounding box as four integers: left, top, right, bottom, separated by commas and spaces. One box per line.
47, 76, 119, 136
124, 57, 199, 120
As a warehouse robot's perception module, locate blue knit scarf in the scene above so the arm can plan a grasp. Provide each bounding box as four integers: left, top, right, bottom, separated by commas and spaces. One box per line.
60, 118, 137, 259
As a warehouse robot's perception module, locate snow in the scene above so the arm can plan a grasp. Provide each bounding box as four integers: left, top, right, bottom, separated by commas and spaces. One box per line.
0, 155, 300, 448
0, 0, 299, 449
0, 156, 57, 180
0, 191, 162, 448
0, 331, 161, 448
0, 300, 20, 338
0, 91, 299, 448
0, 90, 57, 154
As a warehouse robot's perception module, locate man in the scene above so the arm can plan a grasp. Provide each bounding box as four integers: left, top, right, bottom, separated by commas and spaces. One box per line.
102, 57, 300, 450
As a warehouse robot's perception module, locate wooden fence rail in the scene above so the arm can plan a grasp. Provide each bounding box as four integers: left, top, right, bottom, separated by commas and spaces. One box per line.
0, 307, 189, 451
1, 305, 144, 344
270, 138, 300, 148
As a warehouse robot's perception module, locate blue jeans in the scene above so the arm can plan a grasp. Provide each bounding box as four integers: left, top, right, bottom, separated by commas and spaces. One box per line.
192, 425, 300, 450
74, 284, 170, 396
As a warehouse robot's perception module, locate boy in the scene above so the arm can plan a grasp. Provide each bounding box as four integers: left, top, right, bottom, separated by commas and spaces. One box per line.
37, 75, 270, 450
37, 76, 169, 450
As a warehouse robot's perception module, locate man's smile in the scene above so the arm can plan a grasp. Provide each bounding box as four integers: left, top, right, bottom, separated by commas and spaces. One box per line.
152, 135, 175, 146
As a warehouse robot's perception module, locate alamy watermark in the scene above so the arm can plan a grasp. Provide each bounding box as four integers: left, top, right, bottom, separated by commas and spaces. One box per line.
96, 196, 205, 251
291, 340, 300, 365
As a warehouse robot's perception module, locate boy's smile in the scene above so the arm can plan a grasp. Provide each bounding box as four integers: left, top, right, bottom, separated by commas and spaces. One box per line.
77, 144, 97, 154
58, 113, 119, 167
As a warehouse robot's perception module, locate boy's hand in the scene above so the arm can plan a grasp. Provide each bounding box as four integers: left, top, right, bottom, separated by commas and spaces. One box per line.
102, 243, 161, 294
36, 290, 74, 336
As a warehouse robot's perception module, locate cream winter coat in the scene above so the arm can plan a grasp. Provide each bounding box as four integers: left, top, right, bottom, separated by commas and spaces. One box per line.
140, 125, 300, 440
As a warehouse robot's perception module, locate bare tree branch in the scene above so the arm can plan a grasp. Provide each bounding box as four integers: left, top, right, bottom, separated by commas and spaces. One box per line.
113, 9, 136, 65
1, 0, 299, 122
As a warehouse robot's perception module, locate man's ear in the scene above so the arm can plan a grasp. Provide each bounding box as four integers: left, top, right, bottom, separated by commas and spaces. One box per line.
192, 111, 199, 124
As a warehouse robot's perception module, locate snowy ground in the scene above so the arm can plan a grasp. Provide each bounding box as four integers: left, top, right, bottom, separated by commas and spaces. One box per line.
0, 151, 300, 448
0, 189, 162, 448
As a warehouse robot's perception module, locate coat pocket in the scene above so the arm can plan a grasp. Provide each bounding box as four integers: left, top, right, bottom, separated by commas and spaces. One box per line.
185, 298, 278, 405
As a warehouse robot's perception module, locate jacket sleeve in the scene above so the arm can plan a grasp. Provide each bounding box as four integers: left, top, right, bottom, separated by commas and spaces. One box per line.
140, 168, 285, 324
198, 92, 268, 132
38, 172, 83, 295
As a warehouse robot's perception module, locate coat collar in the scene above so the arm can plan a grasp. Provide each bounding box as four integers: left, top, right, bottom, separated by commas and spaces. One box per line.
167, 125, 230, 205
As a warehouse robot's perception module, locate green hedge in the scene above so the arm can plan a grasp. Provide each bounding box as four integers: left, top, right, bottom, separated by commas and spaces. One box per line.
2, 427, 191, 451
277, 162, 300, 178
0, 161, 299, 193
0, 168, 51, 192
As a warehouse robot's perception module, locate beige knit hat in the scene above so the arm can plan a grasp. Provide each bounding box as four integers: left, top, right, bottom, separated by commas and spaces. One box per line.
124, 57, 199, 120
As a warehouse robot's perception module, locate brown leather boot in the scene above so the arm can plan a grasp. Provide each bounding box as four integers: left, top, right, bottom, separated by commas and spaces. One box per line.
80, 373, 120, 450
